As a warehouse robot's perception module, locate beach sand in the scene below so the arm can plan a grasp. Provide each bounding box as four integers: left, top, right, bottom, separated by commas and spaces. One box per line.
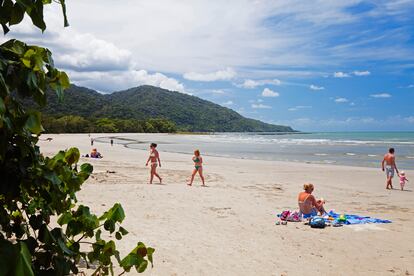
39, 134, 414, 276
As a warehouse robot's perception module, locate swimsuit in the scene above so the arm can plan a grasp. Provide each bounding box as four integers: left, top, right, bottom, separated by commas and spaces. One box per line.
385, 165, 394, 177
298, 194, 317, 218
150, 151, 157, 167
194, 157, 201, 170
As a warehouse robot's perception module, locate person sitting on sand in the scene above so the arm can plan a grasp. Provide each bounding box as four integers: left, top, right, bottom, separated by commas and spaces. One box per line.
145, 143, 162, 184
187, 149, 205, 186
298, 183, 326, 218
90, 148, 103, 158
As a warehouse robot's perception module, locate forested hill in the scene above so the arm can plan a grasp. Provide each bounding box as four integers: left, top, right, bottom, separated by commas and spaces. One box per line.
40, 84, 295, 132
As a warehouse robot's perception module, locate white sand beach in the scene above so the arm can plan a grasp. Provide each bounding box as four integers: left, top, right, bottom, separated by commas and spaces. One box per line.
39, 134, 414, 276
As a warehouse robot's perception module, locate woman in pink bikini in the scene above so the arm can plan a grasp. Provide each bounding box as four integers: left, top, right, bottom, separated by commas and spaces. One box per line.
145, 143, 162, 184
298, 183, 326, 218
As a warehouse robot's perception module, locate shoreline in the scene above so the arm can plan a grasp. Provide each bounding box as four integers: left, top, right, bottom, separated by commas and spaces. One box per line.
88, 133, 413, 170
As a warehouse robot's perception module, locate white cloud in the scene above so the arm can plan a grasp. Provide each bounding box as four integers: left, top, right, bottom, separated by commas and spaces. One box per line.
370, 93, 391, 98
407, 84, 414, 88
68, 69, 186, 93
251, 103, 272, 109
333, 72, 350, 78
222, 100, 234, 106
335, 97, 349, 103
183, 68, 236, 82
288, 105, 312, 111
239, 79, 281, 89
4, 1, 414, 92
353, 70, 371, 76
350, 102, 356, 106
309, 84, 325, 90
261, 88, 279, 97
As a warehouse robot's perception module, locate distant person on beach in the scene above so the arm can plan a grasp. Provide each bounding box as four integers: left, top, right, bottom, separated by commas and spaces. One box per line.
146, 143, 162, 184
382, 148, 399, 189
91, 138, 94, 146
398, 171, 408, 191
298, 183, 326, 218
187, 149, 205, 186
110, 139, 113, 146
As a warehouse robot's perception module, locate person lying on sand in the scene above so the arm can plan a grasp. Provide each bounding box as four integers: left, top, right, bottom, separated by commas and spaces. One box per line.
145, 143, 162, 184
187, 149, 205, 186
298, 183, 326, 218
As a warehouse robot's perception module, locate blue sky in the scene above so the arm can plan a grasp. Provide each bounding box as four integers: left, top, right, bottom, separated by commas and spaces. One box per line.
3, 0, 414, 131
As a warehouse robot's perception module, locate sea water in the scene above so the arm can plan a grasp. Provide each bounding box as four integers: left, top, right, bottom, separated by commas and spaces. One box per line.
95, 132, 414, 169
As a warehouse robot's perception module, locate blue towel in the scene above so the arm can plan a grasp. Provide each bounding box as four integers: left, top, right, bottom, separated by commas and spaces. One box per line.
327, 211, 391, 225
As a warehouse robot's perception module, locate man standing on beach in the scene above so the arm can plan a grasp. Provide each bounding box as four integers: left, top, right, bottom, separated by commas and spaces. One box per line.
382, 148, 399, 190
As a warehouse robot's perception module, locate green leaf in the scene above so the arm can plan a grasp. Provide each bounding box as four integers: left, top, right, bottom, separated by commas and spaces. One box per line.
80, 163, 93, 174
24, 112, 44, 134
99, 203, 125, 223
118, 226, 129, 236
28, 0, 46, 32
64, 147, 80, 165
10, 3, 25, 25
1, 23, 10, 34
57, 212, 72, 225
59, 0, 69, 27
15, 242, 34, 276
136, 260, 148, 273
147, 247, 155, 266
120, 254, 139, 271
59, 70, 70, 88
115, 232, 122, 240
57, 238, 75, 256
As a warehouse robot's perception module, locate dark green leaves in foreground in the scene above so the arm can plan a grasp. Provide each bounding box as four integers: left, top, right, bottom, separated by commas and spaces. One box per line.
1, 3, 154, 274
0, 0, 69, 34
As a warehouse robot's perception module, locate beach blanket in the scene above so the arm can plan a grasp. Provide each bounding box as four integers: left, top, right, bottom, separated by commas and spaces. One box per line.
325, 211, 391, 225
277, 210, 392, 225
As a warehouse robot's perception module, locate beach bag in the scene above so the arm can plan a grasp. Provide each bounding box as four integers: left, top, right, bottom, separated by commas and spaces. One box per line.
280, 210, 291, 221
309, 217, 326, 228
287, 211, 302, 222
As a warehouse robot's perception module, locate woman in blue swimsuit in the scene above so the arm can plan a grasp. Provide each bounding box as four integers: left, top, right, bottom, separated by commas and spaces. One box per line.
187, 149, 205, 186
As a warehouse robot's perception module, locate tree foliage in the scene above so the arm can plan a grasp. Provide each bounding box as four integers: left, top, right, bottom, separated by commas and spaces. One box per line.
0, 1, 154, 275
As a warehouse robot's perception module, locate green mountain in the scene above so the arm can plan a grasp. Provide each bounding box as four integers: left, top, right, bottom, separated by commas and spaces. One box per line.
39, 84, 294, 132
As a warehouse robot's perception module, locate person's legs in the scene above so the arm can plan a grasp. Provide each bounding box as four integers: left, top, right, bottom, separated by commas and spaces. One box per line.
188, 169, 197, 186
153, 168, 162, 183
386, 167, 394, 189
198, 167, 205, 186
149, 166, 155, 184
315, 201, 326, 215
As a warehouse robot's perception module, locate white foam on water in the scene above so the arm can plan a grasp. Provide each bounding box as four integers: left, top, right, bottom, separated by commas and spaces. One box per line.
346, 153, 356, 156
406, 156, 414, 159
368, 154, 378, 157
314, 153, 328, 156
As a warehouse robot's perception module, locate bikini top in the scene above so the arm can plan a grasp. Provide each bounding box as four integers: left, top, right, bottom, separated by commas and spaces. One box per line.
193, 157, 200, 163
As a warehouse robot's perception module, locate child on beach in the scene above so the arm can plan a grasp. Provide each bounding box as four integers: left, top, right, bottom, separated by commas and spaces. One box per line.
398, 171, 409, 191
187, 149, 205, 186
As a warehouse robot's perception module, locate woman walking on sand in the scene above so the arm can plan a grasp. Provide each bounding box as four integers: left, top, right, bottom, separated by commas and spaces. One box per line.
146, 143, 162, 184
187, 149, 205, 186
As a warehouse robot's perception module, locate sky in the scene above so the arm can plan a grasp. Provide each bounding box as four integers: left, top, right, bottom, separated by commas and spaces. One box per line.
3, 0, 414, 131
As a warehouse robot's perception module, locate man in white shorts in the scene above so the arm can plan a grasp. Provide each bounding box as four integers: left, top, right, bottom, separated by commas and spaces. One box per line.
381, 148, 399, 190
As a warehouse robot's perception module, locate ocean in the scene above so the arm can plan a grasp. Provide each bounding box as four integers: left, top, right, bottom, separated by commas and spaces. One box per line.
95, 132, 414, 169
